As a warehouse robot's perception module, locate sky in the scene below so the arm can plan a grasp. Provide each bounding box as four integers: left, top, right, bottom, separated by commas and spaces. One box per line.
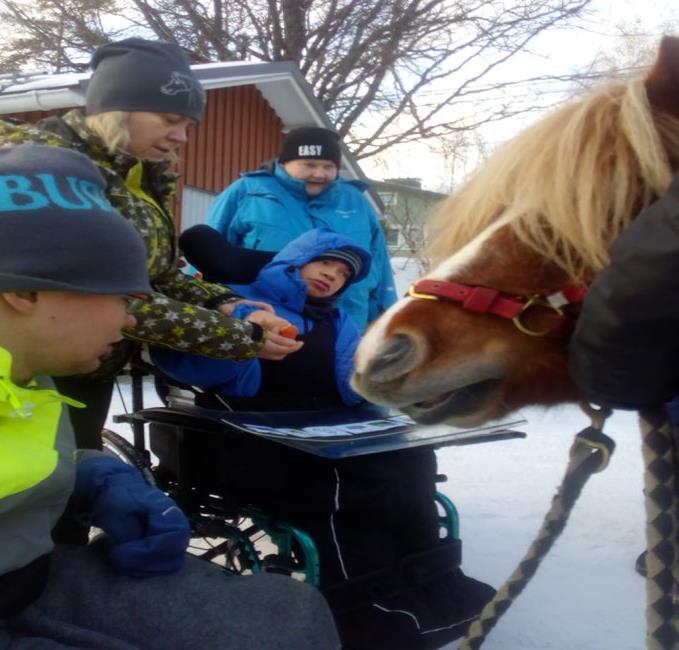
360, 0, 678, 192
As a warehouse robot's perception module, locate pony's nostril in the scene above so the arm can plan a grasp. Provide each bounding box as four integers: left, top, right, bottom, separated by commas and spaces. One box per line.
367, 334, 418, 383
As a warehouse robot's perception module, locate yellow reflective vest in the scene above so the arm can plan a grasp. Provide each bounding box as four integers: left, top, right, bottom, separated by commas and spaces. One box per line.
0, 347, 82, 576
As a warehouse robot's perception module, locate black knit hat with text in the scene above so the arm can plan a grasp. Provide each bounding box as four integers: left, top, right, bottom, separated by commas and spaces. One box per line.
85, 38, 206, 121
279, 127, 342, 167
0, 144, 152, 295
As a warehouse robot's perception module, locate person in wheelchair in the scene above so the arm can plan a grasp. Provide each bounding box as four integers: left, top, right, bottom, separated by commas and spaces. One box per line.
152, 228, 365, 412
0, 145, 339, 649
151, 227, 495, 650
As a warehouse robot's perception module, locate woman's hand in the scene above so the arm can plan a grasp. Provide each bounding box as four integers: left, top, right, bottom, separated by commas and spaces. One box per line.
217, 299, 274, 317
245, 311, 304, 360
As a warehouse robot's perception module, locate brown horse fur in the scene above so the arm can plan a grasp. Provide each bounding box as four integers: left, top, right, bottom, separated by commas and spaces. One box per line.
353, 36, 679, 426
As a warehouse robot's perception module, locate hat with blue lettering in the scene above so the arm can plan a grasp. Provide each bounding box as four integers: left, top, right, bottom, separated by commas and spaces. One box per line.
86, 38, 206, 122
0, 144, 152, 295
279, 127, 342, 167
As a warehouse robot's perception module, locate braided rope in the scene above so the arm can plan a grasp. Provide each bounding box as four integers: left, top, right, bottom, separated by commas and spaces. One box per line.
458, 418, 614, 650
639, 408, 679, 650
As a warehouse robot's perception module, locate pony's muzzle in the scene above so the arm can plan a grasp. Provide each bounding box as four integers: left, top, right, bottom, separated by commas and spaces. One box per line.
361, 333, 419, 383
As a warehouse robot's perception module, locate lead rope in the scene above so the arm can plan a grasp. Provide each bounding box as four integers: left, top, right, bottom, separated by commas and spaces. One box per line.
458, 402, 614, 650
639, 407, 679, 649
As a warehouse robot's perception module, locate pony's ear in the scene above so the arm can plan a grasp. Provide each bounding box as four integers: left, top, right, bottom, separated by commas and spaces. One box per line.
645, 35, 679, 119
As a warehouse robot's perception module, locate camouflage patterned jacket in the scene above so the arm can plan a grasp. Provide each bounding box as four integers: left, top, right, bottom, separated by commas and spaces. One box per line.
0, 110, 264, 375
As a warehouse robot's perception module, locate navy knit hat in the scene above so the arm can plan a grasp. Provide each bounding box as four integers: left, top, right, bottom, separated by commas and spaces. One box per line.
86, 38, 206, 122
314, 248, 364, 282
279, 127, 342, 167
0, 144, 152, 295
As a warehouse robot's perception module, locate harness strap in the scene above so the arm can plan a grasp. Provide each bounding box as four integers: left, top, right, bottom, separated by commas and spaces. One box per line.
410, 280, 524, 319
458, 408, 614, 649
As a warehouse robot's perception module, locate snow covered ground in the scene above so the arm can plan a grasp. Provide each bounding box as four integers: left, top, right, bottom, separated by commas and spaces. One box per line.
438, 406, 645, 650
104, 258, 647, 649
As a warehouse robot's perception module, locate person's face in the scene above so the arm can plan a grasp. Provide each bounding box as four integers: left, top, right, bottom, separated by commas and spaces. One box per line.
34, 292, 137, 377
300, 259, 352, 298
125, 112, 195, 161
282, 159, 338, 196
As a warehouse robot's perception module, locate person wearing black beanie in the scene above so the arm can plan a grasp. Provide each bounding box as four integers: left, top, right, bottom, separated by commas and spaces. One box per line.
206, 124, 398, 333
0, 39, 301, 456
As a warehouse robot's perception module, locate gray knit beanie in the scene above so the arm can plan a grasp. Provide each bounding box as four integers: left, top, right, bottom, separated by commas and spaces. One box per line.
0, 144, 152, 295
314, 248, 364, 282
86, 38, 206, 122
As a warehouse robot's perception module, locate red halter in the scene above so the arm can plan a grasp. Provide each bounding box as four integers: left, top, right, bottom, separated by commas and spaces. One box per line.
408, 279, 588, 337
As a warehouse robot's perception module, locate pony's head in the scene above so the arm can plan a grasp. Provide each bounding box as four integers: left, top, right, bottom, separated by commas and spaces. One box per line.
353, 36, 679, 427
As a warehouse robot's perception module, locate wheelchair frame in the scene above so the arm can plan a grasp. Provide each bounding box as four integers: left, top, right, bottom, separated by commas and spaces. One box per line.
104, 362, 463, 586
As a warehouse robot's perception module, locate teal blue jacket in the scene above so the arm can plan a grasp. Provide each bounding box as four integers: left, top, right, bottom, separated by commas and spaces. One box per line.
206, 163, 397, 331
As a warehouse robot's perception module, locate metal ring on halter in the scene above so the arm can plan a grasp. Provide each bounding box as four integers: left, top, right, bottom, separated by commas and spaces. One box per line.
511, 296, 564, 337
408, 284, 439, 301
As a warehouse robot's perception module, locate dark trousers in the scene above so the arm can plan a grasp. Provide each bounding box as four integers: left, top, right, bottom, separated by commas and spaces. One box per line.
152, 425, 494, 648
53, 376, 114, 450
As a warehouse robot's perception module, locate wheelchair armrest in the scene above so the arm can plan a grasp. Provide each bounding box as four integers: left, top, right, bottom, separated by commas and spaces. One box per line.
130, 405, 232, 433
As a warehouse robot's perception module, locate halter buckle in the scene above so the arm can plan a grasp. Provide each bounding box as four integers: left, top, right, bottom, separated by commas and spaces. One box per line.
408, 284, 440, 301
512, 296, 564, 337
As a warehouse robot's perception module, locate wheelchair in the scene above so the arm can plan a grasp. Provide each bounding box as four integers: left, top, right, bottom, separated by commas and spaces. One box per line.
103, 359, 466, 588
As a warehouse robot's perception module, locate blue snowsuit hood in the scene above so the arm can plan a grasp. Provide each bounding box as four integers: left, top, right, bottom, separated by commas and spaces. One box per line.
249, 228, 371, 312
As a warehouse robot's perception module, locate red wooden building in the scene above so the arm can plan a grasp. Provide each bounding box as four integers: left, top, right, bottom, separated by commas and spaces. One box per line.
0, 61, 375, 230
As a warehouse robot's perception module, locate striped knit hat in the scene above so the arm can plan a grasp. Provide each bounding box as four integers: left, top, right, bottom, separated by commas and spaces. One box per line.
314, 248, 364, 281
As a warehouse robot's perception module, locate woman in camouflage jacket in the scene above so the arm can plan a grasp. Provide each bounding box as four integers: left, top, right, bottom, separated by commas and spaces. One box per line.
0, 38, 301, 452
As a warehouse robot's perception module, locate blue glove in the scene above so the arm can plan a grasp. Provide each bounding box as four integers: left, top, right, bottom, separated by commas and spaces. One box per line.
74, 456, 191, 578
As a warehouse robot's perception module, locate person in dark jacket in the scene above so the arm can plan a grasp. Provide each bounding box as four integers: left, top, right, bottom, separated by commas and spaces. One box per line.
151, 227, 495, 650
0, 144, 339, 650
569, 170, 679, 408
569, 171, 679, 579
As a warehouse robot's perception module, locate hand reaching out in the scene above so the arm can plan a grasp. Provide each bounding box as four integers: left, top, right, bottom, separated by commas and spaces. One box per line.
245, 310, 304, 360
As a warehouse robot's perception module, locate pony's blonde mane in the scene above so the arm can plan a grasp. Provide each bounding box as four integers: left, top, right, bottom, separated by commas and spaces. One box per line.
427, 77, 679, 282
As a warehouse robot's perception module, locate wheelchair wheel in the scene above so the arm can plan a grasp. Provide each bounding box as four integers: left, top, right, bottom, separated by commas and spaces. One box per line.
186, 506, 320, 586
435, 491, 460, 539
246, 510, 321, 586
101, 428, 156, 486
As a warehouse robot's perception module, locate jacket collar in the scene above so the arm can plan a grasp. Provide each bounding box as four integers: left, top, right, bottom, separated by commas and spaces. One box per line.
0, 347, 83, 419
273, 161, 339, 202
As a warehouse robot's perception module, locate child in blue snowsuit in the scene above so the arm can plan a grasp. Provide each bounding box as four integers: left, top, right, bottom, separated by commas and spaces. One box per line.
151, 228, 494, 650
152, 228, 367, 411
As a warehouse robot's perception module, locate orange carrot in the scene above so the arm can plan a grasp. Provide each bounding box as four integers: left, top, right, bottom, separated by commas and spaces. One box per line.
280, 324, 299, 339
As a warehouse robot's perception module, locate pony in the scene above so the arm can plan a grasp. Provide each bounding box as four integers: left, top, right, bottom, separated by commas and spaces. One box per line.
352, 36, 679, 428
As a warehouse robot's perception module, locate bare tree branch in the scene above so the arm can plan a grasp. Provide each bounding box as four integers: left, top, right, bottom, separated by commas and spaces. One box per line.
0, 0, 596, 158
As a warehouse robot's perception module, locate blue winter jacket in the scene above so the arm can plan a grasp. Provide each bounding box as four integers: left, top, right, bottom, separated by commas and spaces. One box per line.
205, 162, 397, 331
151, 229, 371, 405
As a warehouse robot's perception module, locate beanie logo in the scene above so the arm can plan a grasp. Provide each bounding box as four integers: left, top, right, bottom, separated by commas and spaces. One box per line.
0, 174, 116, 213
297, 145, 323, 157
160, 72, 206, 109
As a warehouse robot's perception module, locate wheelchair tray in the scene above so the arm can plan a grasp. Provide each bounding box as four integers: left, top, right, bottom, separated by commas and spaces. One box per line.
133, 403, 526, 459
